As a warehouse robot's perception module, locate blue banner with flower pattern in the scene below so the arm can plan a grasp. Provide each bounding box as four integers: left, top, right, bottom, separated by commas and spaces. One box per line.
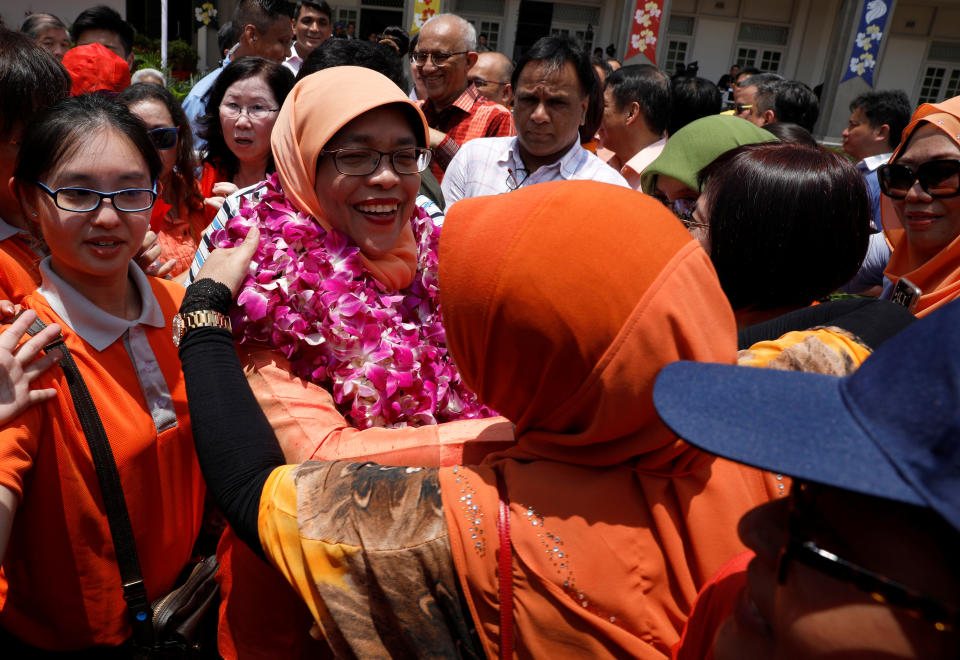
841, 0, 891, 85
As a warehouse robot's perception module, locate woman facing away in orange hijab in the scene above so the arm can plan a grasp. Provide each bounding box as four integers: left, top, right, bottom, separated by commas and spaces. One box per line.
879, 95, 960, 317
178, 179, 782, 658
184, 67, 511, 658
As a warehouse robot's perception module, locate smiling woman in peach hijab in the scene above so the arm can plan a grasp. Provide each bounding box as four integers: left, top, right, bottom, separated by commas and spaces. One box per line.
179, 179, 781, 657
185, 66, 511, 658
880, 95, 960, 317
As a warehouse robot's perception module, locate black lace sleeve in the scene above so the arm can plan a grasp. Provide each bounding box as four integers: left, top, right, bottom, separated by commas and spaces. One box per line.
177, 280, 284, 559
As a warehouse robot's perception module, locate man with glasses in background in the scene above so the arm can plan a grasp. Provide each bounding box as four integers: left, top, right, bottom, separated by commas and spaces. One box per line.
413, 14, 514, 181
469, 52, 514, 108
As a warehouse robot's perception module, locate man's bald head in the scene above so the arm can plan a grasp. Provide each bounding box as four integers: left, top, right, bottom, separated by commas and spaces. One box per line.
469, 51, 513, 106
421, 14, 476, 51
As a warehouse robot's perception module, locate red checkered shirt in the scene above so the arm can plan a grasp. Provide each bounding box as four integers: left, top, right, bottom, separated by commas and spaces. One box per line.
419, 84, 515, 181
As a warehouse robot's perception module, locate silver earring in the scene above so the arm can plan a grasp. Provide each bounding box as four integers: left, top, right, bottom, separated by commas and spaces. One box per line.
30, 212, 37, 217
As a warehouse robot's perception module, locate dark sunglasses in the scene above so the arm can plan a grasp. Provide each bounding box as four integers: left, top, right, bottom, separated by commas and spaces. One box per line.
147, 126, 179, 150
877, 159, 960, 199
778, 482, 958, 632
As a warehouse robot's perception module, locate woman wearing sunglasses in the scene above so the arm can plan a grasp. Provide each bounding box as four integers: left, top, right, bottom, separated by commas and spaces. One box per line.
197, 57, 294, 224
118, 83, 207, 281
0, 94, 205, 652
879, 96, 960, 317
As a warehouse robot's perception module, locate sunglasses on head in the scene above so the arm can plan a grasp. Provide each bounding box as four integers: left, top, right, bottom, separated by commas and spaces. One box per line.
147, 126, 179, 150
877, 159, 960, 199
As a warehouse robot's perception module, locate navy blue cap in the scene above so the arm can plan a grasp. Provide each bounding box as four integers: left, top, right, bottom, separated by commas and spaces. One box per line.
653, 300, 960, 532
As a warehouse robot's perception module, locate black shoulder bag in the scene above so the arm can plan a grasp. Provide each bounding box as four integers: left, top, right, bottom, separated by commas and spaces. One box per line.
26, 317, 220, 659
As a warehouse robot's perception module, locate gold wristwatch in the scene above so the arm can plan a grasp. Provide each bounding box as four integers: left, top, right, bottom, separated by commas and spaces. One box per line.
172, 310, 232, 347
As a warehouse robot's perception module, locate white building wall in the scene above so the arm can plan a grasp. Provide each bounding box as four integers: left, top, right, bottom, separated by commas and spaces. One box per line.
690, 18, 737, 82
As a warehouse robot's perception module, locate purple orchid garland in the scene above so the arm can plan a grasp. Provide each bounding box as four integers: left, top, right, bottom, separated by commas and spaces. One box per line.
210, 173, 494, 429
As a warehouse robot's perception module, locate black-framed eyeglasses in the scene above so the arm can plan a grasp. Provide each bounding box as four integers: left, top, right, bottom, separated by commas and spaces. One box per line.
777, 481, 958, 633
877, 159, 960, 200
147, 126, 179, 150
735, 103, 753, 114
219, 102, 280, 120
505, 168, 528, 191
411, 50, 469, 66
319, 147, 432, 176
36, 181, 158, 213
471, 78, 509, 89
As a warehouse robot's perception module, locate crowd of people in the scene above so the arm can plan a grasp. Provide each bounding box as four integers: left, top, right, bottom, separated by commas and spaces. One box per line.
0, 0, 957, 658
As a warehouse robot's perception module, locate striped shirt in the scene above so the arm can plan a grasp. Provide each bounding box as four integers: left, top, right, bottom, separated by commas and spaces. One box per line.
441, 136, 631, 207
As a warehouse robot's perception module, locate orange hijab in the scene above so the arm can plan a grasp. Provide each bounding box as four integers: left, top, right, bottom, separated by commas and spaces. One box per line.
882, 96, 960, 317
270, 67, 430, 290
437, 181, 780, 658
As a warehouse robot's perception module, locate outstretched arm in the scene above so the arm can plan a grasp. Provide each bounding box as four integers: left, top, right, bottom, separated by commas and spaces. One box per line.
179, 228, 283, 558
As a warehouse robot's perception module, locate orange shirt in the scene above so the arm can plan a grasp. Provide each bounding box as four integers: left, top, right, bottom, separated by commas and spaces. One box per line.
0, 230, 43, 303
0, 264, 204, 650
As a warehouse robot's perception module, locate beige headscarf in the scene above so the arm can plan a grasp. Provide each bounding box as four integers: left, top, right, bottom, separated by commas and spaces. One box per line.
270, 66, 430, 290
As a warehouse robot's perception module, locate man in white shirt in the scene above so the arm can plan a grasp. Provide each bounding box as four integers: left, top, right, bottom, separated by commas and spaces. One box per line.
838, 90, 912, 295
283, 1, 332, 75
443, 35, 628, 206
597, 64, 670, 190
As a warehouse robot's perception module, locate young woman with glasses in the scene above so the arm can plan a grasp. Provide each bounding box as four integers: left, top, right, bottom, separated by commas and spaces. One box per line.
878, 95, 960, 317
0, 93, 206, 653
118, 83, 207, 281
197, 57, 294, 224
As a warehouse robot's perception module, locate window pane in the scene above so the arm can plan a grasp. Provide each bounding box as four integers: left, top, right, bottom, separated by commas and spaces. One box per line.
919, 66, 945, 105
667, 16, 695, 36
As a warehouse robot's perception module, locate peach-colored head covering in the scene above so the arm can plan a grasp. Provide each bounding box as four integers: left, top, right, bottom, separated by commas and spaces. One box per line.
882, 96, 960, 317
270, 67, 430, 290
437, 181, 780, 657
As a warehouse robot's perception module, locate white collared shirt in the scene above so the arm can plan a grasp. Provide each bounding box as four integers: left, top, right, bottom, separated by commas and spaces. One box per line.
441, 136, 630, 207
37, 259, 176, 432
283, 42, 303, 75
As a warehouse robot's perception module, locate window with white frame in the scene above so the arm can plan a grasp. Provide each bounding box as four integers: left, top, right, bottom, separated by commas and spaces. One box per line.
664, 16, 694, 74
336, 8, 358, 25
470, 20, 502, 52
735, 23, 788, 73
550, 4, 600, 54
919, 42, 960, 104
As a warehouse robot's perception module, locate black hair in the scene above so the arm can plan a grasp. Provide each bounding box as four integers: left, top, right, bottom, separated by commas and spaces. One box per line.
605, 64, 671, 136
199, 56, 295, 180
20, 12, 69, 40
380, 26, 410, 58
513, 35, 594, 102
770, 80, 819, 133
698, 142, 869, 310
850, 90, 912, 150
116, 83, 204, 219
298, 39, 403, 88
235, 0, 293, 35
667, 76, 720, 136
581, 66, 604, 144
0, 27, 71, 136
409, 31, 419, 54
14, 93, 161, 202
295, 1, 332, 20
736, 66, 760, 80
218, 21, 240, 57
71, 5, 134, 57
763, 121, 818, 147
591, 55, 612, 83
741, 73, 784, 116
